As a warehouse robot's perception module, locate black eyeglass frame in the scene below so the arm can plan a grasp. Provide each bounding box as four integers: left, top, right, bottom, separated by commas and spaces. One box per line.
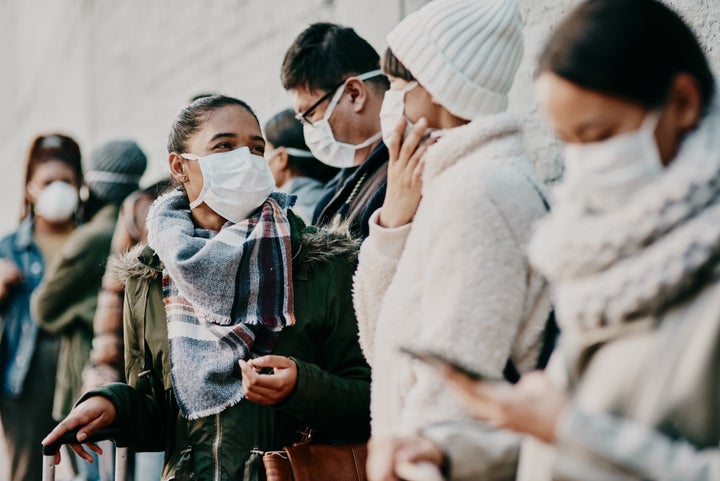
294, 80, 346, 126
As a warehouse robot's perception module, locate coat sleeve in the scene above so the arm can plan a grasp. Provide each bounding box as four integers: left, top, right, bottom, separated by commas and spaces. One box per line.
277, 258, 372, 441
31, 223, 113, 334
555, 406, 720, 481
399, 185, 530, 433
352, 208, 412, 366
77, 277, 167, 452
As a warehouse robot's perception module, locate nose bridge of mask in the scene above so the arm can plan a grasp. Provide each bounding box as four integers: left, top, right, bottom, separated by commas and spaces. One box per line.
182, 147, 256, 209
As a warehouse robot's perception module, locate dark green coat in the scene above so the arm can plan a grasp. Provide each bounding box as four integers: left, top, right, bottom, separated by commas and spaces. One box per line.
87, 213, 370, 481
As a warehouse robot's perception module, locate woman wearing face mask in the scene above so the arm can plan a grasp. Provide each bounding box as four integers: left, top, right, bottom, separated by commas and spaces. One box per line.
0, 134, 82, 481
352, 0, 552, 479
411, 1, 720, 480
43, 95, 371, 481
264, 108, 339, 223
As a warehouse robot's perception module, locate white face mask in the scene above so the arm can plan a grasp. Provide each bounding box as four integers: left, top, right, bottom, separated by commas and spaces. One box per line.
563, 111, 664, 212
380, 81, 418, 145
34, 180, 78, 223
303, 70, 384, 168
181, 146, 275, 224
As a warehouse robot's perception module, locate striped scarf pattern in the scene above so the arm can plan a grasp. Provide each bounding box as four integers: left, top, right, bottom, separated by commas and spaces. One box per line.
147, 190, 295, 419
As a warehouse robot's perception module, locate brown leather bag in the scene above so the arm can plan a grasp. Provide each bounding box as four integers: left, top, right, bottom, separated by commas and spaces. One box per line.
262, 432, 367, 481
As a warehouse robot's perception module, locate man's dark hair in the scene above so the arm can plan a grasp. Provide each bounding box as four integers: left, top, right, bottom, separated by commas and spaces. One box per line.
281, 22, 389, 93
537, 0, 715, 110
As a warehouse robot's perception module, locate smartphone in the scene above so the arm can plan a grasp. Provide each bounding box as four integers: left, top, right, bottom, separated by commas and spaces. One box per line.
399, 346, 485, 381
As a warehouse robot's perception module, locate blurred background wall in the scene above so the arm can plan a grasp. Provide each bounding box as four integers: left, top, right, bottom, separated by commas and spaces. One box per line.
0, 0, 717, 237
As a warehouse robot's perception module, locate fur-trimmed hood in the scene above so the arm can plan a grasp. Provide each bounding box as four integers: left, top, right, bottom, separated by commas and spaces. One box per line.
113, 220, 359, 286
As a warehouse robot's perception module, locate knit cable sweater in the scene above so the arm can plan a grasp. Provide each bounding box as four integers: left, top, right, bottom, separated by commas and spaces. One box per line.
353, 113, 552, 437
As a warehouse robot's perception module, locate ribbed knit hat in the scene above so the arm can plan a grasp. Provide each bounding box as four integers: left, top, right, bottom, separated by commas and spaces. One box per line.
387, 0, 524, 119
85, 140, 147, 203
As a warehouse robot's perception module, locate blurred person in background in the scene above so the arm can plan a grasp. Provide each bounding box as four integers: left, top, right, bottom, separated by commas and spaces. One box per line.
264, 108, 339, 222
32, 140, 147, 481
81, 177, 172, 481
0, 134, 83, 481
388, 1, 720, 480
282, 22, 390, 238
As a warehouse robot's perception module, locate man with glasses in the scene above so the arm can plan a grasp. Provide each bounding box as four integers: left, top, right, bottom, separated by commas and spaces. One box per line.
281, 22, 390, 238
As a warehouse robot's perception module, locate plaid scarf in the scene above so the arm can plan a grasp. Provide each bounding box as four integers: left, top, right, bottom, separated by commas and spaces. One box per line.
147, 189, 295, 419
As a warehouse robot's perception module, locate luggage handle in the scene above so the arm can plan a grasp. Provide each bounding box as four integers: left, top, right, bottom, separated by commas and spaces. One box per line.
42, 427, 129, 481
42, 427, 128, 456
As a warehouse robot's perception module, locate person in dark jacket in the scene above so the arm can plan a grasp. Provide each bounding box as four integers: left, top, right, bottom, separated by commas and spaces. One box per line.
0, 134, 83, 481
281, 22, 390, 238
42, 95, 371, 481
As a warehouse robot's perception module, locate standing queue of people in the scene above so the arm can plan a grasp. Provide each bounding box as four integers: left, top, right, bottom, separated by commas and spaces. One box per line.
0, 0, 717, 480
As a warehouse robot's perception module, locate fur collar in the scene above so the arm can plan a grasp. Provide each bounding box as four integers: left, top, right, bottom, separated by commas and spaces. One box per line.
114, 220, 359, 286
423, 112, 525, 185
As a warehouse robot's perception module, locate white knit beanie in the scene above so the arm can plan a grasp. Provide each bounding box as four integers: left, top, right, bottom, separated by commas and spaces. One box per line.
387, 0, 524, 119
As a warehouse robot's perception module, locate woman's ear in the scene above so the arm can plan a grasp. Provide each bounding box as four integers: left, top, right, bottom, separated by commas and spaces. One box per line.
345, 78, 369, 113
668, 73, 703, 132
168, 152, 189, 184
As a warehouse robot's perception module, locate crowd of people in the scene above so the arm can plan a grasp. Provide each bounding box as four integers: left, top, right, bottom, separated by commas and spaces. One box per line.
1, 0, 718, 480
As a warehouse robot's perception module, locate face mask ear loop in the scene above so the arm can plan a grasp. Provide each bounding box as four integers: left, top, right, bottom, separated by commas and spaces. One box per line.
322, 84, 346, 122
641, 110, 662, 135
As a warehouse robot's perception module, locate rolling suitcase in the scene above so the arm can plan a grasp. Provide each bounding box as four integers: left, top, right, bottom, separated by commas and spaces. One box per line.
42, 428, 128, 481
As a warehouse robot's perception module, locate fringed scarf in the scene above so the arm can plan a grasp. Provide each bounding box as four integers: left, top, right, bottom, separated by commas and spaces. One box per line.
147, 190, 295, 419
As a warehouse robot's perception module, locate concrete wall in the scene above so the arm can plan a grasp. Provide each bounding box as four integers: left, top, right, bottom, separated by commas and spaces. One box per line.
0, 0, 718, 236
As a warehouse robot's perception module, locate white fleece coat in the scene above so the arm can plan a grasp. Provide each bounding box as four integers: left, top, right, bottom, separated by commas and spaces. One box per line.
353, 113, 552, 437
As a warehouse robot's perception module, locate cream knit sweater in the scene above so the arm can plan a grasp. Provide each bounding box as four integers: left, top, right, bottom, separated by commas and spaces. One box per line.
353, 113, 552, 437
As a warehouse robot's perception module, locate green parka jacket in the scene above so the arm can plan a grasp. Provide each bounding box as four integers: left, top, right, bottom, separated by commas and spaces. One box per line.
85, 213, 371, 481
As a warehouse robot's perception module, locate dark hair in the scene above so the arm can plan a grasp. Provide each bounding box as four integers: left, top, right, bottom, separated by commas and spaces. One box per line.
22, 133, 83, 220
264, 109, 339, 183
382, 48, 415, 82
167, 95, 259, 153
281, 22, 389, 93
189, 92, 218, 103
537, 0, 715, 109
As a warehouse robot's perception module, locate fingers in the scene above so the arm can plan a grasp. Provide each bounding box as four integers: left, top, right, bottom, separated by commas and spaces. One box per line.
399, 118, 428, 164
69, 443, 95, 464
239, 357, 298, 405
247, 355, 294, 370
42, 397, 116, 447
396, 436, 443, 467
367, 437, 400, 481
42, 414, 89, 447
387, 117, 406, 162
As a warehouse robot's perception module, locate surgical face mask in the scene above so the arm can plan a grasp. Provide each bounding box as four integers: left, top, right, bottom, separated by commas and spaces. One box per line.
303, 70, 384, 168
181, 146, 275, 223
380, 81, 418, 145
34, 181, 78, 223
563, 111, 663, 212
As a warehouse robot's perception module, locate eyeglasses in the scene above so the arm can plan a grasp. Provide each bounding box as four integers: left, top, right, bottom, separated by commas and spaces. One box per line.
294, 81, 345, 127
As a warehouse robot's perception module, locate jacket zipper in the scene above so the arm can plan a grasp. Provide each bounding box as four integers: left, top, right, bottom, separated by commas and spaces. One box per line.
214, 413, 222, 481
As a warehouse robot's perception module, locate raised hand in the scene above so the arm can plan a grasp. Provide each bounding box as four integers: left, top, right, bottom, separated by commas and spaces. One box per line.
41, 396, 117, 465
379, 117, 433, 229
